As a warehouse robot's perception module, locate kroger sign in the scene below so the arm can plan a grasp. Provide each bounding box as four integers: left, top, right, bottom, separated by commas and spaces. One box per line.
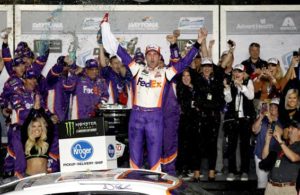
71, 140, 94, 161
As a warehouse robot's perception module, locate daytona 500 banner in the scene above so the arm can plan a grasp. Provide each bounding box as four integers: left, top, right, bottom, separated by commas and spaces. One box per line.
15, 5, 219, 77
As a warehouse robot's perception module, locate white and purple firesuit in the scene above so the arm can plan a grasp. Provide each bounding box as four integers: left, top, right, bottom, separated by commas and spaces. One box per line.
101, 21, 201, 171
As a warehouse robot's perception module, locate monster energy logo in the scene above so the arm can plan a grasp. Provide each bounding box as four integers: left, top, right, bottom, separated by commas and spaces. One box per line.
65, 121, 75, 137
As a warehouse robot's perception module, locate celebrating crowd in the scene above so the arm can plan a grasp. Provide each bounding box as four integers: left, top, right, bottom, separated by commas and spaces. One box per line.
0, 13, 300, 194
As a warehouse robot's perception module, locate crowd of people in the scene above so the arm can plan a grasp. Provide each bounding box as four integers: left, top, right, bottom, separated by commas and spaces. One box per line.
0, 13, 300, 194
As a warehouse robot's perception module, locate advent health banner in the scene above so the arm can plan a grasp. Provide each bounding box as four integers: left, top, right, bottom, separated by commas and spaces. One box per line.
15, 5, 219, 77
221, 5, 300, 73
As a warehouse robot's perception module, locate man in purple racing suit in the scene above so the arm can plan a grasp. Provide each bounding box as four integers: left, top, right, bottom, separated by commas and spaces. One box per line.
65, 59, 109, 119
161, 34, 182, 176
101, 13, 207, 171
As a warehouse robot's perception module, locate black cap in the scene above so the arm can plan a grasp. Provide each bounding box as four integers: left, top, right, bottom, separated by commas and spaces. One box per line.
289, 120, 300, 129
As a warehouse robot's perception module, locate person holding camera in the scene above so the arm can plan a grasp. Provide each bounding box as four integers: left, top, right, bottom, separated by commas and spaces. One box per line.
253, 57, 295, 114
281, 51, 300, 97
224, 63, 255, 181
252, 98, 280, 189
241, 42, 268, 80
262, 120, 300, 195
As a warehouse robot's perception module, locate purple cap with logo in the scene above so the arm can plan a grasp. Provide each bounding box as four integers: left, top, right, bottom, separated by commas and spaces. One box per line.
85, 59, 99, 69
13, 57, 25, 67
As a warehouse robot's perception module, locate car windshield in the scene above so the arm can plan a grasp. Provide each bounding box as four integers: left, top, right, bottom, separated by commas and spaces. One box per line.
48, 192, 147, 195
0, 177, 22, 194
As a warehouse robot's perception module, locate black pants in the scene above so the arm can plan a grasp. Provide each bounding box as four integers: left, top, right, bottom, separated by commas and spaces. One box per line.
192, 111, 220, 171
176, 111, 200, 173
224, 117, 251, 173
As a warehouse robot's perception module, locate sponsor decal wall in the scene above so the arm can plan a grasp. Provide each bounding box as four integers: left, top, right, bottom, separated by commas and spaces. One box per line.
221, 5, 300, 73
15, 5, 219, 76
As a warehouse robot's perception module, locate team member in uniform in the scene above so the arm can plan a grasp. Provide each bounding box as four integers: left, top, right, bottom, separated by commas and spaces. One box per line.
161, 32, 182, 176
66, 59, 109, 119
101, 13, 207, 171
6, 69, 46, 177
46, 55, 77, 172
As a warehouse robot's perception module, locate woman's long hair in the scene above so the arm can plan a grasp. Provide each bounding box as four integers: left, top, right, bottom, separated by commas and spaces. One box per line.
25, 117, 49, 156
272, 63, 283, 81
285, 88, 299, 110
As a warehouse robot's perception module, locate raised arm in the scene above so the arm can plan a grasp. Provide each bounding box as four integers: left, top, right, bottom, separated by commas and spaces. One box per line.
165, 28, 208, 81
273, 126, 300, 162
1, 39, 13, 75
166, 30, 182, 67
220, 40, 235, 69
280, 55, 299, 90
207, 39, 215, 59
97, 28, 108, 68
201, 38, 208, 58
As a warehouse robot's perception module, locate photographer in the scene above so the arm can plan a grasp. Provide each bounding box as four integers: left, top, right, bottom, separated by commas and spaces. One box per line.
252, 98, 280, 189
263, 120, 300, 195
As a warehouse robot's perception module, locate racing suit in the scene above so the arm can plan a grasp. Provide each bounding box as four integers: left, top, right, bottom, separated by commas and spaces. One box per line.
102, 21, 200, 171
101, 66, 133, 107
110, 45, 199, 171
161, 43, 181, 175
66, 73, 109, 119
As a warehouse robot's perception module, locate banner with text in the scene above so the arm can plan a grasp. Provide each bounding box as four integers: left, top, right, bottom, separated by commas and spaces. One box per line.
15, 5, 219, 77
221, 5, 300, 72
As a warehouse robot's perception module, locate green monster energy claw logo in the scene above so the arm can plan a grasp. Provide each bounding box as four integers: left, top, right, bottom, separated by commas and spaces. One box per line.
65, 121, 75, 137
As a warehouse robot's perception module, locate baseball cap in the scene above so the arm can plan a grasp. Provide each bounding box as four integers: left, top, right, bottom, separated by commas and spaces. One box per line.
233, 64, 245, 72
270, 98, 280, 105
145, 44, 161, 55
13, 57, 25, 67
22, 50, 35, 59
134, 49, 145, 64
57, 56, 67, 66
16, 41, 29, 50
185, 40, 194, 50
24, 68, 37, 79
201, 58, 213, 66
289, 120, 300, 129
267, 58, 279, 65
85, 59, 99, 69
